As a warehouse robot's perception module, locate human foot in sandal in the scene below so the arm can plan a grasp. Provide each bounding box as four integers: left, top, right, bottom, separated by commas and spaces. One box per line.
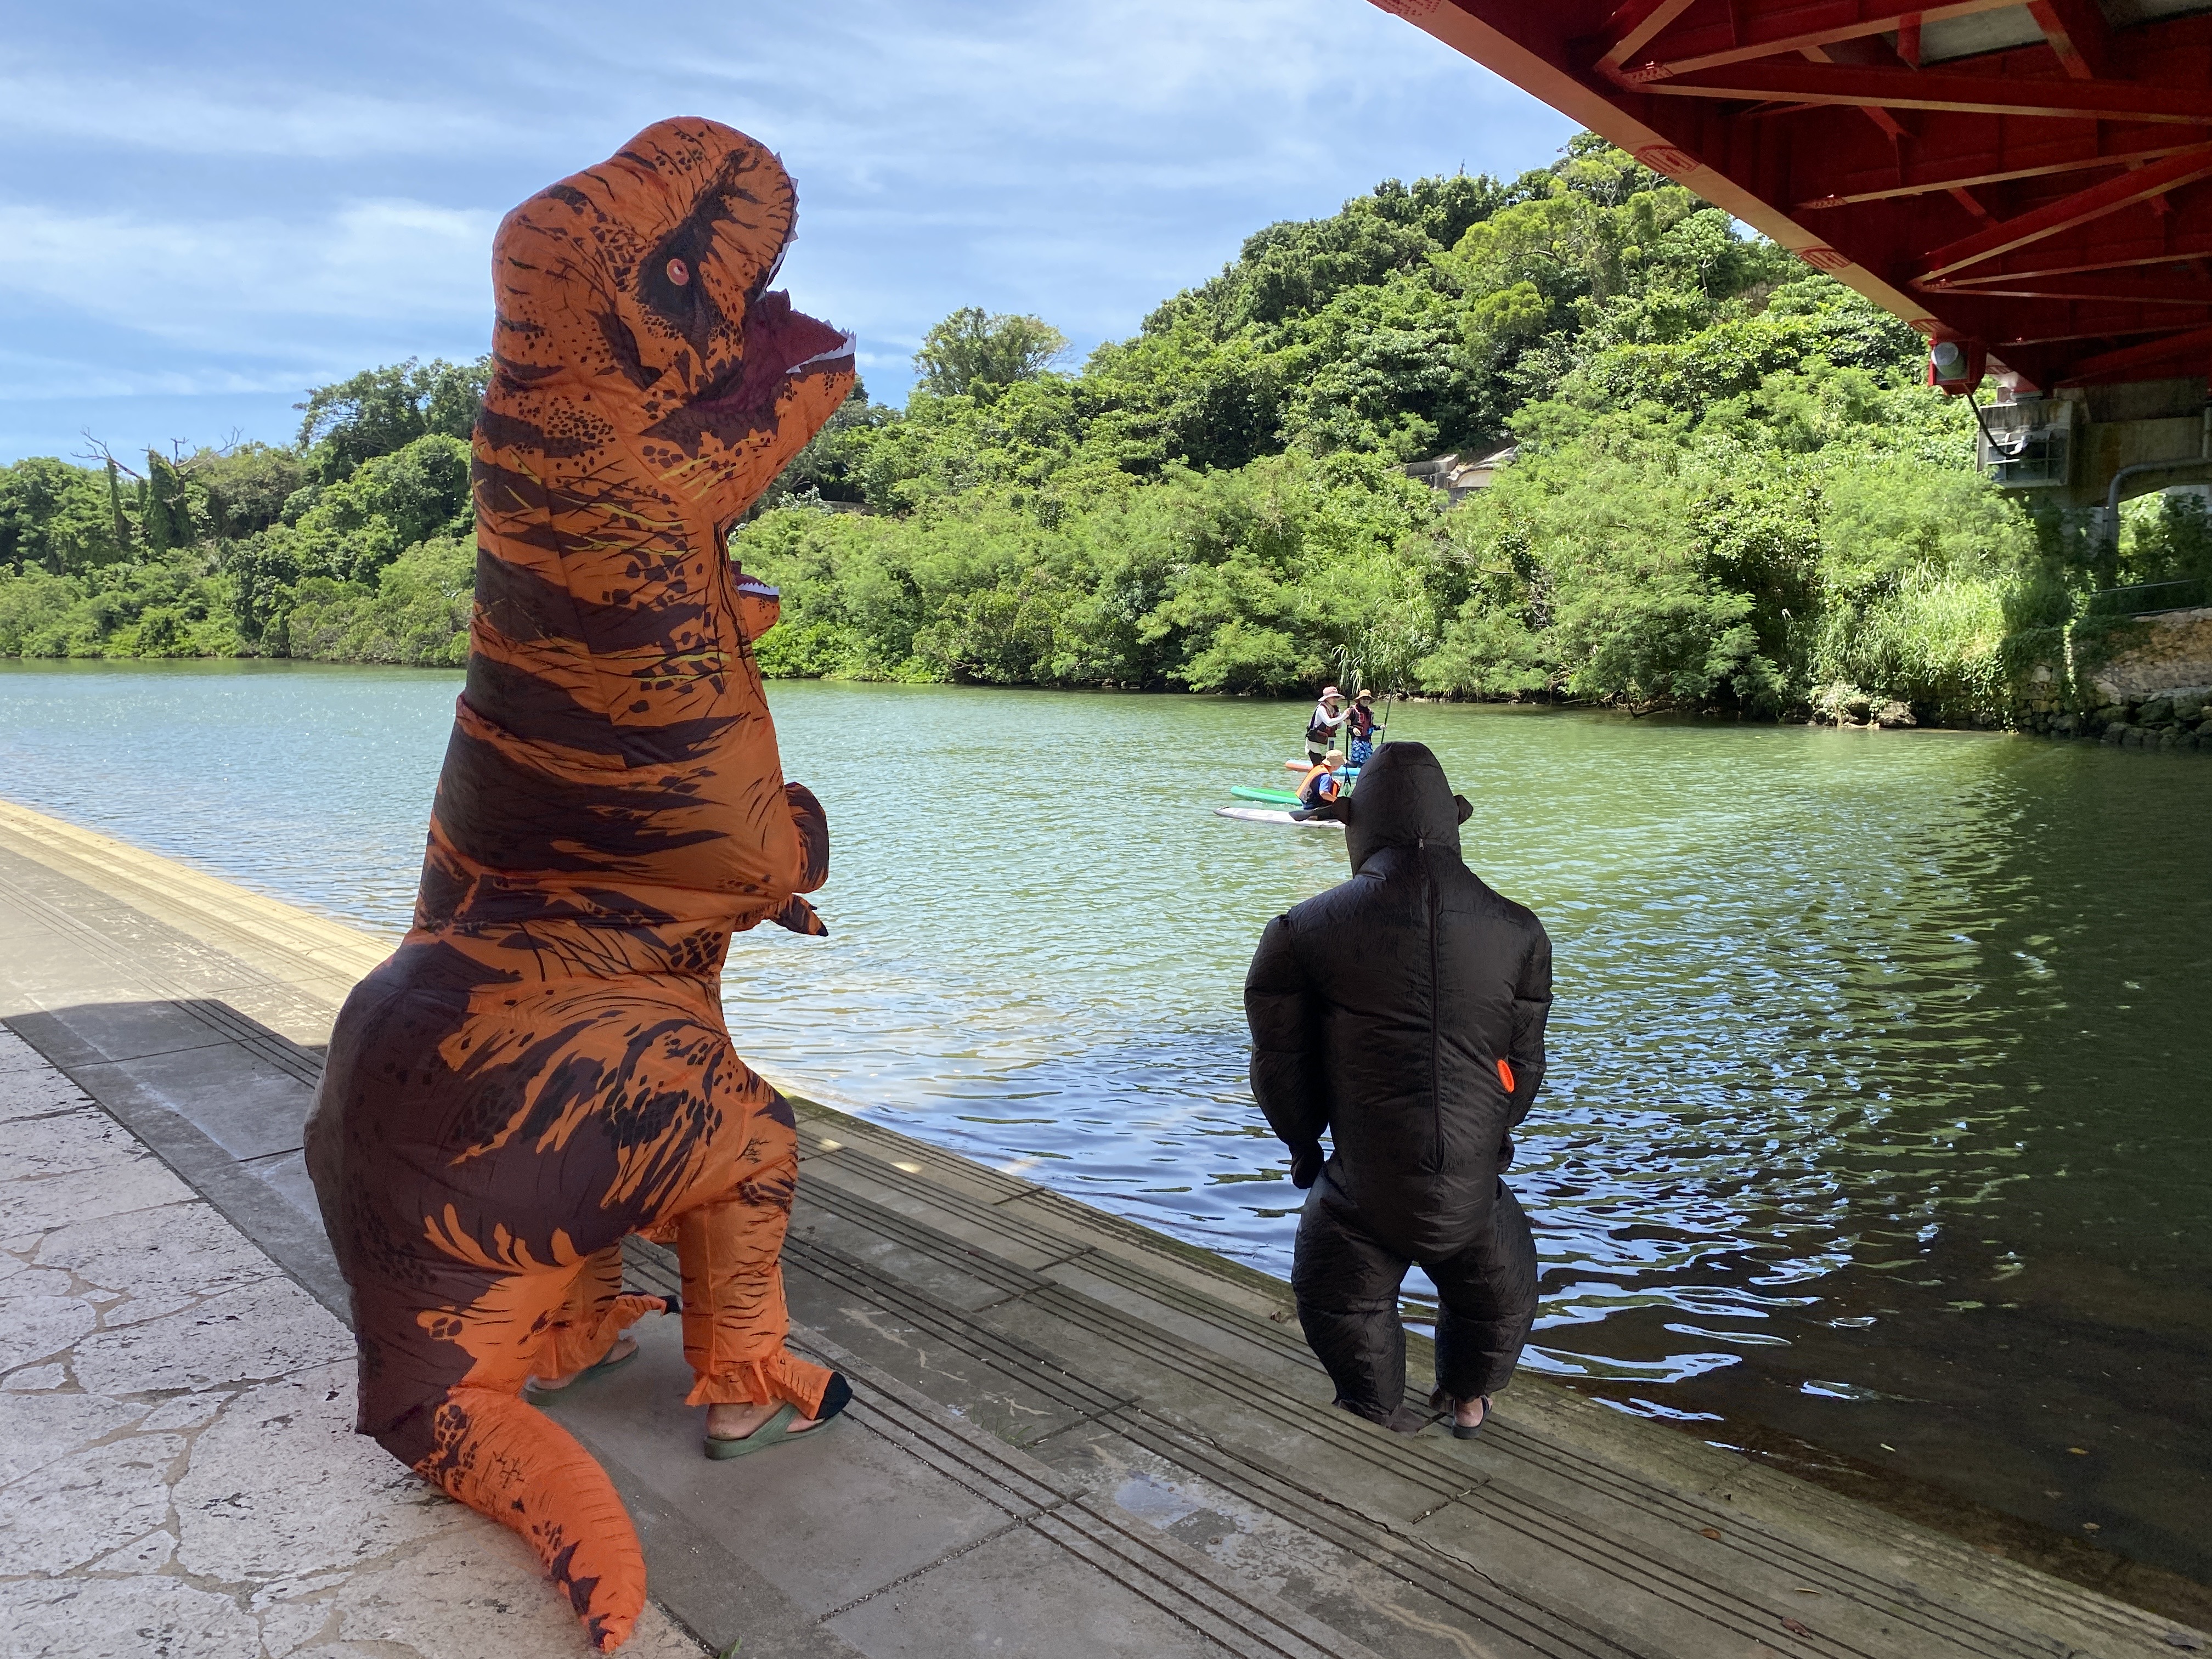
526, 1336, 639, 1402
703, 1374, 853, 1457
708, 1396, 817, 1440
1429, 1387, 1489, 1438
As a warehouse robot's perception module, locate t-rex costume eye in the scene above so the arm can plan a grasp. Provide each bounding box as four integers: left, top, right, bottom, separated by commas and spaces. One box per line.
303, 116, 855, 1652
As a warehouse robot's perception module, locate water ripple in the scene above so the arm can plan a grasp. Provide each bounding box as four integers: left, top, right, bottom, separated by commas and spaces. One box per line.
2, 662, 2206, 1582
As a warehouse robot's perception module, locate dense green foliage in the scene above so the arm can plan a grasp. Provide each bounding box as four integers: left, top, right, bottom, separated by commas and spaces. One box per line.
911, 308, 1070, 398
0, 358, 483, 663
736, 137, 2063, 719
2, 134, 2171, 722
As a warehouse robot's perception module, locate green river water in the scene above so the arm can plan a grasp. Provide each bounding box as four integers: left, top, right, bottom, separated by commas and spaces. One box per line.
1, 660, 2205, 1594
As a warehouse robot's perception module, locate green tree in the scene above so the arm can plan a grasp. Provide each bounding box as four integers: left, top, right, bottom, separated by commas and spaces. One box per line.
191, 443, 307, 537
757, 378, 896, 508
0, 458, 122, 574
296, 356, 489, 483
142, 452, 193, 552
0, 137, 2059, 713
0, 355, 488, 664
913, 309, 1070, 398
105, 459, 129, 552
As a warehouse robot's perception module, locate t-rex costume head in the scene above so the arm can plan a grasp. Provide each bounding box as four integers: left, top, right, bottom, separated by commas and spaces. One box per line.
306, 118, 855, 1653
422, 115, 852, 951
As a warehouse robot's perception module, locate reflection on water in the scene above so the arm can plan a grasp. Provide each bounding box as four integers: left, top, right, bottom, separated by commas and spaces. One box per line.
2, 661, 2206, 1585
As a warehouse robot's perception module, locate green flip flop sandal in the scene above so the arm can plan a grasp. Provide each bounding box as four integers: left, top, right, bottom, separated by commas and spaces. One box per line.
704, 1402, 816, 1459
524, 1341, 640, 1406
703, 1375, 852, 1459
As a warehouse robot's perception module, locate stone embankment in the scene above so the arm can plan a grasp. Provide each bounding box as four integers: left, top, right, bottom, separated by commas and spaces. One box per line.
1804, 683, 1922, 729
2019, 686, 2212, 748
2016, 604, 2212, 749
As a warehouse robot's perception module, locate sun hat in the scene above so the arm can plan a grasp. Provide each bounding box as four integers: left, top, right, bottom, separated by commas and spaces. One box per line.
1321, 685, 1343, 699
1355, 689, 1374, 703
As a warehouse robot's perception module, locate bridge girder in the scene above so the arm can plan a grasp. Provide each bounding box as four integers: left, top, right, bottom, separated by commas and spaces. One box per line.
1372, 0, 2212, 393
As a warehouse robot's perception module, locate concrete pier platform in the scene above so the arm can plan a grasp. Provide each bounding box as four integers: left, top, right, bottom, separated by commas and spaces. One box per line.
2, 795, 2203, 1659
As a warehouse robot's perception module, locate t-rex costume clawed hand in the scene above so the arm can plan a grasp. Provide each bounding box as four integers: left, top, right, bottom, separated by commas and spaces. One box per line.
304, 118, 856, 1651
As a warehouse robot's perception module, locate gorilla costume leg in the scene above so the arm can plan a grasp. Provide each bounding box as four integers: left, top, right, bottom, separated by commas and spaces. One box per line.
1426, 1178, 1541, 1405
1291, 1172, 1424, 1431
1294, 1172, 1541, 1430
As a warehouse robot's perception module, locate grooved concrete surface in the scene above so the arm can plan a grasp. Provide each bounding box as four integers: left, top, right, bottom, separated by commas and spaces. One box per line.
0, 1027, 709, 1659
2, 794, 2205, 1659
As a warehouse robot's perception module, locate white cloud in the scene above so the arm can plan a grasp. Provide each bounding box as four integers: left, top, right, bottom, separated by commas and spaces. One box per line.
0, 0, 1574, 428
0, 199, 493, 348
0, 57, 511, 160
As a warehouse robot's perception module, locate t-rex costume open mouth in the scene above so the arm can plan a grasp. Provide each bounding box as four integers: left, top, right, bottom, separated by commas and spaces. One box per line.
304, 117, 856, 1651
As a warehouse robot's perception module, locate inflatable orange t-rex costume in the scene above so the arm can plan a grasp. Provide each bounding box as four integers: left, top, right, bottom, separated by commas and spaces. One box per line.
304, 117, 856, 1651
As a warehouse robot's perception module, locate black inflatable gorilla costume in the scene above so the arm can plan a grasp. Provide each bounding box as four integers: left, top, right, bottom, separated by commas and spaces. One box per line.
1244, 741, 1552, 1431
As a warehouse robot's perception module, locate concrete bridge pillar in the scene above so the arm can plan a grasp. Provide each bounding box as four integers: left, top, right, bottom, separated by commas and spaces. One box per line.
1980, 378, 2212, 562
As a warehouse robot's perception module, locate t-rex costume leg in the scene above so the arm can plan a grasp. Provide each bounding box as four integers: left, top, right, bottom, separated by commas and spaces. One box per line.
304, 117, 856, 1651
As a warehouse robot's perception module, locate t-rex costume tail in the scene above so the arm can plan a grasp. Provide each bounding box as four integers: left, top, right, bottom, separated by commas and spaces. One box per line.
304, 118, 856, 1651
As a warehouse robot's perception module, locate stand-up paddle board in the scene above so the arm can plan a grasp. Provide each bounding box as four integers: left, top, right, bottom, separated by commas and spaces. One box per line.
1231, 786, 1300, 805
1215, 806, 1343, 828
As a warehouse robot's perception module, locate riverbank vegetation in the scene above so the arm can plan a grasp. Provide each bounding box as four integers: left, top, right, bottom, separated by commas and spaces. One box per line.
0, 359, 481, 665
2, 134, 2189, 722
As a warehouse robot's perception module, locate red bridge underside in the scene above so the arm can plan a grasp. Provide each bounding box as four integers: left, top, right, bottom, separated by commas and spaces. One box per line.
1382, 0, 2212, 390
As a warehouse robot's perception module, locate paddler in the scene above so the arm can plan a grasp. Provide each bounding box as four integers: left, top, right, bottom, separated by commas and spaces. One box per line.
1345, 689, 1379, 767
1305, 686, 1350, 765
1290, 750, 1347, 819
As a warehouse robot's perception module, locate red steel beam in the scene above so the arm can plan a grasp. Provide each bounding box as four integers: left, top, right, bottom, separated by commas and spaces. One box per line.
1895, 10, 1921, 67
1947, 185, 1996, 222
1917, 145, 2212, 280
1798, 41, 1915, 140
1898, 293, 2212, 332
1594, 0, 1701, 73
1376, 4, 1998, 363
2000, 328, 2172, 352
1799, 140, 2212, 210
1370, 1, 2212, 389
2059, 321, 2212, 382
1627, 0, 2016, 78
1641, 61, 2212, 122
1927, 276, 2212, 306
2025, 0, 2112, 81
1936, 237, 2212, 285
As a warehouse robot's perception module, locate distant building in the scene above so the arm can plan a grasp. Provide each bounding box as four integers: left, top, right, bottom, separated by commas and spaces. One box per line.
1404, 444, 1516, 505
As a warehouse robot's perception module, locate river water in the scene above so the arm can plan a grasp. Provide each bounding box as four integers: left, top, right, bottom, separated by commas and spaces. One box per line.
2, 660, 2206, 1592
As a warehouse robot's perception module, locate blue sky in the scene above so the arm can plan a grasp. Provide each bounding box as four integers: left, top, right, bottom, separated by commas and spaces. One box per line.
0, 1, 1573, 465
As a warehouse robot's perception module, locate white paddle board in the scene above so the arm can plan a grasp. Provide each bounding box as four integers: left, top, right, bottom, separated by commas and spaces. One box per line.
1214, 806, 1342, 828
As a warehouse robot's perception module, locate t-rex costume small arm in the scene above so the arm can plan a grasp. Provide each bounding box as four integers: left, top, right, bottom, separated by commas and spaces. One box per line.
304, 117, 856, 1651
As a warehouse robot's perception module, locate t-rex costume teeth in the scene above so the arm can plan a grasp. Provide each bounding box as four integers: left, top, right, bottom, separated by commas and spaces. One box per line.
304, 116, 855, 1651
